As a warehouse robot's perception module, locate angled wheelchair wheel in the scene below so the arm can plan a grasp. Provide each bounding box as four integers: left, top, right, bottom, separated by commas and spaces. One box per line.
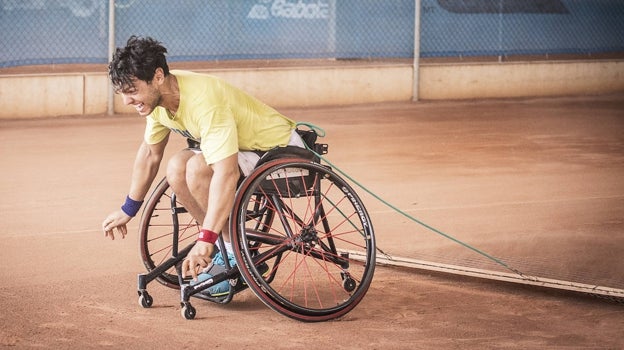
230, 158, 376, 322
139, 177, 199, 289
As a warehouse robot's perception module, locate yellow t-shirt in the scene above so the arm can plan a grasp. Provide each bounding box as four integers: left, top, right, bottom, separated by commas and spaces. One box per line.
145, 70, 296, 164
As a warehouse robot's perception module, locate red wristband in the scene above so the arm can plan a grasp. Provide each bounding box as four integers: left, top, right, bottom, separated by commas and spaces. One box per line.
197, 229, 219, 244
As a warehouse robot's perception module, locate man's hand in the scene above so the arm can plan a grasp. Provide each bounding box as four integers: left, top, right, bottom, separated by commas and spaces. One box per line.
182, 241, 215, 281
101, 210, 132, 240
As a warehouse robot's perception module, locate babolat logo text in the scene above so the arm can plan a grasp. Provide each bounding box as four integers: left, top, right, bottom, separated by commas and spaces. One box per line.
248, 0, 330, 20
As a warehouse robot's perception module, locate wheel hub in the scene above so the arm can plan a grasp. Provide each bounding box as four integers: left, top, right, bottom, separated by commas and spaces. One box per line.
297, 224, 318, 245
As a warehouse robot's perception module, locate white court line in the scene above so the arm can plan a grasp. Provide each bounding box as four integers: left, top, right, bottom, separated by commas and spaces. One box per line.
5, 196, 622, 237
3, 226, 140, 238
367, 194, 624, 215
347, 250, 624, 301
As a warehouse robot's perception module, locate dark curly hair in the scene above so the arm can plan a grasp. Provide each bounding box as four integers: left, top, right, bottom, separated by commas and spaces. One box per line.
108, 36, 169, 92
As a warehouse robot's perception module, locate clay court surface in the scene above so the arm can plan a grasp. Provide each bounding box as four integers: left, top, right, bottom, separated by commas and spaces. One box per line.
1, 94, 623, 349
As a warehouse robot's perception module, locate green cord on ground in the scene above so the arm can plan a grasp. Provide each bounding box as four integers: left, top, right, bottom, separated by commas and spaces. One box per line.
296, 122, 525, 277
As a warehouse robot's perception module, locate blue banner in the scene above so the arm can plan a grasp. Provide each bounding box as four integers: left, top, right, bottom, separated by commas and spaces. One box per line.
1, 0, 623, 68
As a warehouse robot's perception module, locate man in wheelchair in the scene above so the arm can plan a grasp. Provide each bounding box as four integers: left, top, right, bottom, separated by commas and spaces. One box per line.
101, 36, 305, 295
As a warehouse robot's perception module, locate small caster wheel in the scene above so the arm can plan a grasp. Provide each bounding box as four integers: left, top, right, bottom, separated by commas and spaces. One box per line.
342, 274, 356, 292
138, 291, 153, 308
181, 302, 196, 320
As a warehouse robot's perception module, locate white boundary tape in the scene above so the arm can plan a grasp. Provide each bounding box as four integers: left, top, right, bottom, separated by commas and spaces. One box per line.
347, 250, 624, 301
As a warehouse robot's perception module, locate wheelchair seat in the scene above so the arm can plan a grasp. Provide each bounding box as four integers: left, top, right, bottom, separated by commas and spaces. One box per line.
255, 145, 317, 167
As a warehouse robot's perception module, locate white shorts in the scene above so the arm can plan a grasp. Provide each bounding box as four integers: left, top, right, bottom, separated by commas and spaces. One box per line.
192, 130, 306, 176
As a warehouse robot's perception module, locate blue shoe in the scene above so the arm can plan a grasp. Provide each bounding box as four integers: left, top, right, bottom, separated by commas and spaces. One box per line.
212, 250, 236, 268
191, 251, 236, 297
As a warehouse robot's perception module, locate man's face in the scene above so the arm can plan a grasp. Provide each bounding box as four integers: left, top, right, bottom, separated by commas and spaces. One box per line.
118, 78, 161, 116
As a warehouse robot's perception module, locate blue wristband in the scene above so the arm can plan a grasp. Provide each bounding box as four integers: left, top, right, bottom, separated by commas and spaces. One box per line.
121, 195, 143, 217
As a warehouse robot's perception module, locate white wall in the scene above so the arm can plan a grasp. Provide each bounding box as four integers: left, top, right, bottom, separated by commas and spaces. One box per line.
1, 60, 622, 119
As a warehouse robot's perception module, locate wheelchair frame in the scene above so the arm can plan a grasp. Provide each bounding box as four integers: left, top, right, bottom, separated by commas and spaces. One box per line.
136, 139, 376, 322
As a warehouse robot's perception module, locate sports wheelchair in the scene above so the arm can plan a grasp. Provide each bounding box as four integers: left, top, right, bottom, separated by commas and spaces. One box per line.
136, 129, 376, 322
